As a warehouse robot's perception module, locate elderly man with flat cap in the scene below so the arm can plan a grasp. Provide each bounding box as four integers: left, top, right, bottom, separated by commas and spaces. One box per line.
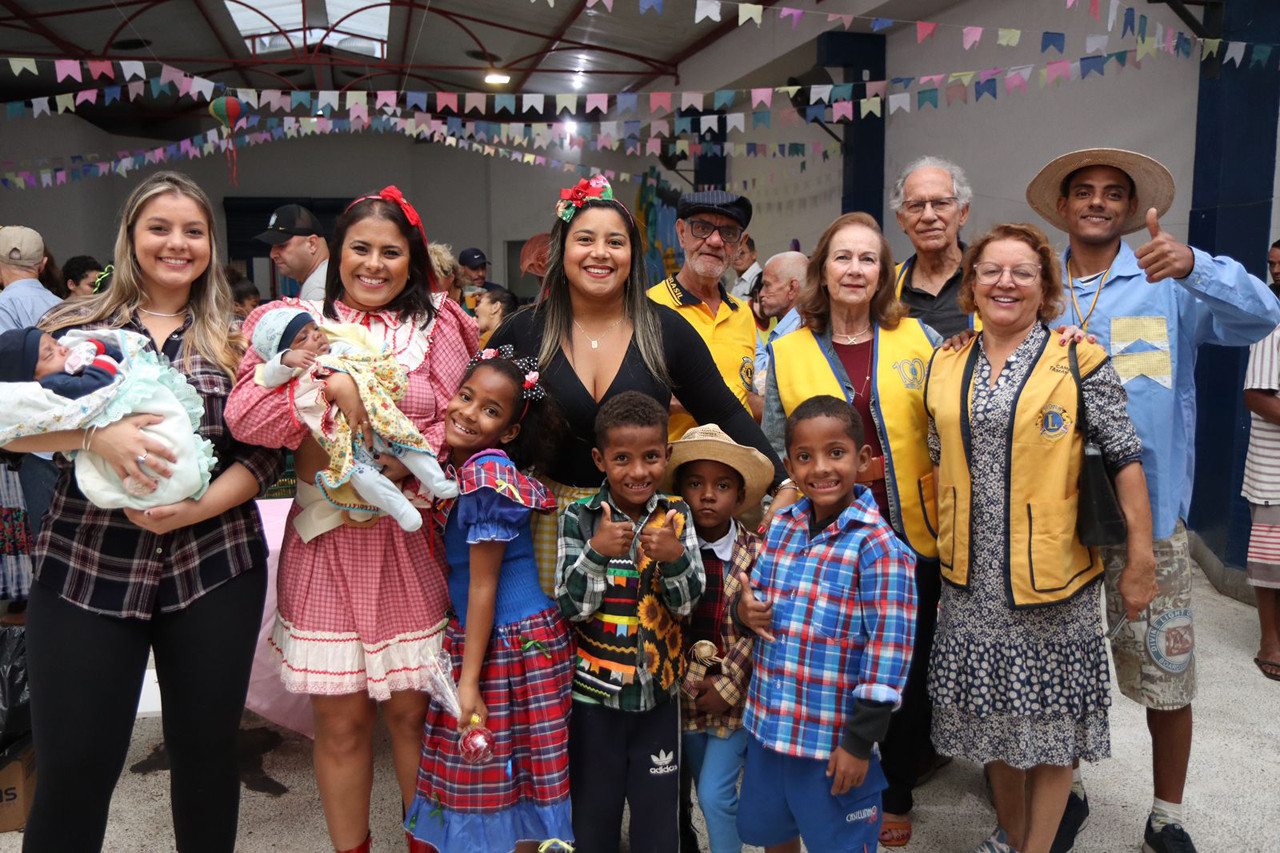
254, 204, 329, 301
649, 191, 762, 440
1026, 148, 1280, 853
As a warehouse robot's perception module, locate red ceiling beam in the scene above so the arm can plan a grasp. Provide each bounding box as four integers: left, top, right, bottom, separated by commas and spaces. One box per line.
0, 0, 89, 56
508, 0, 589, 93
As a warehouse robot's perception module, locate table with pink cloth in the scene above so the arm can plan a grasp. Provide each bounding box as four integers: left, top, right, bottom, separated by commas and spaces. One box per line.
245, 498, 315, 738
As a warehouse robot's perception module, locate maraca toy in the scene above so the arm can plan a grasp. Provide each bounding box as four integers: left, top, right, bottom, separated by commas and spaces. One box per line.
458, 714, 496, 765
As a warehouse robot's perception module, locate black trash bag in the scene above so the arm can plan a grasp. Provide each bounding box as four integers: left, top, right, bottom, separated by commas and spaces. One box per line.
0, 625, 30, 752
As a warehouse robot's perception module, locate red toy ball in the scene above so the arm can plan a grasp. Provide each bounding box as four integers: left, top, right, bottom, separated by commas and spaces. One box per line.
458, 715, 495, 765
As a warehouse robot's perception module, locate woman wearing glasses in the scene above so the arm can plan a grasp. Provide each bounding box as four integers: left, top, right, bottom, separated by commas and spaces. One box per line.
923, 223, 1154, 853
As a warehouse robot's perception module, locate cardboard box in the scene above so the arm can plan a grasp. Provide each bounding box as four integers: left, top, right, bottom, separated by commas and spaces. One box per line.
0, 734, 35, 832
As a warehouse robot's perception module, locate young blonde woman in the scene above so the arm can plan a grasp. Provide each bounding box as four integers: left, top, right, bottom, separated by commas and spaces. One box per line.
3, 171, 281, 853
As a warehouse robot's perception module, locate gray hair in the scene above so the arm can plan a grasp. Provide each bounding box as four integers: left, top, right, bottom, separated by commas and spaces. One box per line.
763, 251, 808, 284
890, 156, 973, 211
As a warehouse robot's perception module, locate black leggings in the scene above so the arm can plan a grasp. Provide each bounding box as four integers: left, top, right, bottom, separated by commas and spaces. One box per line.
22, 567, 266, 853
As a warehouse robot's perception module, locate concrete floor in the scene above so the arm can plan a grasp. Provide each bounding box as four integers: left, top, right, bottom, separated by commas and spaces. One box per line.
1, 567, 1276, 852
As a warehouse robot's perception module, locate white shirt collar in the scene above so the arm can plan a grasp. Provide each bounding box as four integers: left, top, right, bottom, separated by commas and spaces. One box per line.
697, 519, 739, 562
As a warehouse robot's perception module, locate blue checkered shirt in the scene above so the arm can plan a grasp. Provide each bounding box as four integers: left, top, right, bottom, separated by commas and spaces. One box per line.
743, 488, 916, 760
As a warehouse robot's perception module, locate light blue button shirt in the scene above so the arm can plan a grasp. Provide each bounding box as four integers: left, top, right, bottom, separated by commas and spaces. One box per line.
0, 278, 61, 331
754, 306, 802, 381
1051, 241, 1280, 540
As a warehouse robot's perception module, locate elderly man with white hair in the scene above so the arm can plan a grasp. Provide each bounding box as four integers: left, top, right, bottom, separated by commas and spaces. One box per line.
890, 156, 979, 338
751, 251, 805, 394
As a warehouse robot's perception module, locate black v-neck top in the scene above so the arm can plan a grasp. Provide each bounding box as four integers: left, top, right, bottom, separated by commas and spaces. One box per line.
489, 303, 785, 488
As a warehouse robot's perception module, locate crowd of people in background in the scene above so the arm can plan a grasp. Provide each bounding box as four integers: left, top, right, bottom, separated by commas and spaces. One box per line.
0, 144, 1277, 853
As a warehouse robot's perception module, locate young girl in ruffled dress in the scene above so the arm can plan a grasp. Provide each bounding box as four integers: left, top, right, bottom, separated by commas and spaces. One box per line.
404, 347, 573, 853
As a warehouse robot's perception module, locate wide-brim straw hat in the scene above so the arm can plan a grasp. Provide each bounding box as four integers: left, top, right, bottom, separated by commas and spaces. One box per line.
662, 424, 774, 514
1026, 148, 1175, 236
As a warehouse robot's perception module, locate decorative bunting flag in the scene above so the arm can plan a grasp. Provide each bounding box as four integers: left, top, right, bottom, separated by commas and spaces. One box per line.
1080, 55, 1107, 78
832, 101, 853, 121
649, 91, 672, 113
739, 4, 763, 26
1250, 44, 1272, 68
866, 81, 887, 99
681, 91, 703, 110
964, 27, 983, 50
997, 29, 1021, 47
1223, 41, 1245, 67
586, 93, 609, 113
1042, 32, 1066, 54
918, 89, 939, 109
945, 84, 967, 105
54, 60, 81, 83
465, 92, 486, 114
714, 90, 734, 109
586, 0, 613, 9
694, 0, 720, 24
809, 84, 831, 103
859, 97, 881, 118
751, 88, 772, 108
638, 0, 662, 14
1109, 0, 1120, 31
1046, 60, 1073, 83
827, 14, 854, 30
888, 92, 910, 114
871, 18, 893, 33
975, 79, 998, 101
1122, 8, 1136, 38
779, 8, 803, 29
1201, 39, 1221, 59
917, 21, 938, 43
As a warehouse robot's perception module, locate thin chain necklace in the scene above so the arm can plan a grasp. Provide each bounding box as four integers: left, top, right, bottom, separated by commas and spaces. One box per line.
139, 305, 188, 318
831, 325, 872, 345
573, 316, 623, 350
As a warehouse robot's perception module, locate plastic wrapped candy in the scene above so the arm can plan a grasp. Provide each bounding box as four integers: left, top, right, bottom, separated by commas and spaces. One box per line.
422, 649, 496, 765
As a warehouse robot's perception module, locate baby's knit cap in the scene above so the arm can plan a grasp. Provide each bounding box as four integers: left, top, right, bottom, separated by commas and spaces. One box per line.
250, 304, 314, 361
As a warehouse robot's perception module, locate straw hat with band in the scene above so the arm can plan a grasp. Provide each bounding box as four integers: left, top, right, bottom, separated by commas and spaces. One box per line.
1026, 148, 1175, 236
662, 423, 774, 513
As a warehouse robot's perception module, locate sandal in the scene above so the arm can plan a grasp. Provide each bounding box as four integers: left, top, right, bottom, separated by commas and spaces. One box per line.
880, 819, 912, 847
1256, 657, 1280, 682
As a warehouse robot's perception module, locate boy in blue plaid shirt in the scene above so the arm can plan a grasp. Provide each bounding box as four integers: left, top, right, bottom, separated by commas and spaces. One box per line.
735, 395, 917, 852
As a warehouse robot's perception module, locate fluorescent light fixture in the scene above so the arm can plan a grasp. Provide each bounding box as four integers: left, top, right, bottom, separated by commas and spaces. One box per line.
484, 70, 511, 85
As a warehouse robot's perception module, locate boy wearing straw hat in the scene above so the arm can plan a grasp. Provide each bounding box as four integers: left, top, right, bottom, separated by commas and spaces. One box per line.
666, 424, 773, 853
1027, 148, 1280, 853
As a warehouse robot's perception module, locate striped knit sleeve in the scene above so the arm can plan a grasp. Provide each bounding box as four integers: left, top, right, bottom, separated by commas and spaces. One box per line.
1245, 326, 1280, 392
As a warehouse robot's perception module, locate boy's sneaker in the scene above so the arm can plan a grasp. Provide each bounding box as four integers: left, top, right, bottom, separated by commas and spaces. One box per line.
1143, 817, 1198, 853
973, 828, 1015, 853
1050, 790, 1090, 852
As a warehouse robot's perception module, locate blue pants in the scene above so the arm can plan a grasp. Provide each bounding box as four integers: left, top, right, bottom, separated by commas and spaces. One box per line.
683, 728, 748, 853
738, 735, 885, 853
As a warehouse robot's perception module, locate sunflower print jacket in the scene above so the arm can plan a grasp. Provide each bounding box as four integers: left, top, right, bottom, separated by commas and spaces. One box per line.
556, 485, 705, 712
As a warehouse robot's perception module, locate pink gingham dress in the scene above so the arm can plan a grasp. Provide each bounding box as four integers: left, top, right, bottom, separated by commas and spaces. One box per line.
226, 295, 478, 699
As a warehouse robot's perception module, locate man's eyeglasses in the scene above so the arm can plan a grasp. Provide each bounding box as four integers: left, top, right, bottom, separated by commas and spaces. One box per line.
973, 262, 1042, 287
900, 196, 959, 217
687, 219, 745, 244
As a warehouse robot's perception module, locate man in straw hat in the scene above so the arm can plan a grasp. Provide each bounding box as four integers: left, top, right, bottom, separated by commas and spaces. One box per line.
1027, 148, 1280, 853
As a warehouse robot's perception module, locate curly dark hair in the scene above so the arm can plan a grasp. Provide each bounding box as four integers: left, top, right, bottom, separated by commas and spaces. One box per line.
324, 195, 438, 325
458, 358, 564, 472
593, 390, 669, 450
784, 394, 865, 452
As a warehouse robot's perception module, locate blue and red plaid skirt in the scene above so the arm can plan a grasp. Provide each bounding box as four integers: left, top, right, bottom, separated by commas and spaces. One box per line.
406, 605, 573, 851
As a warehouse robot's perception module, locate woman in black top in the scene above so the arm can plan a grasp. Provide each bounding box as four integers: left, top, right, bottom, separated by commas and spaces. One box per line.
487, 177, 787, 594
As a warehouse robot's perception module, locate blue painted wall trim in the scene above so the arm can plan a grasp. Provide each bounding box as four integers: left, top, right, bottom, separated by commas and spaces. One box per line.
1187, 0, 1280, 568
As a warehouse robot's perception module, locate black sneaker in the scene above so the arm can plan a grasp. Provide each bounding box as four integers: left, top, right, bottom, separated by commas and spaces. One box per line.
1049, 790, 1090, 853
1143, 817, 1198, 853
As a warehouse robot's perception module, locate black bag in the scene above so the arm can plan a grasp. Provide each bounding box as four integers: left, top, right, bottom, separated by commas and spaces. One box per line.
1068, 342, 1127, 547
0, 625, 30, 753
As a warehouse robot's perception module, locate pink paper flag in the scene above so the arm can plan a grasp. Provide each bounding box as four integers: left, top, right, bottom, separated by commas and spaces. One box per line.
1046, 60, 1072, 84
586, 0, 614, 10
826, 13, 854, 30
376, 90, 397, 110
465, 92, 486, 114
978, 67, 1003, 83
681, 91, 704, 111
586, 93, 609, 113
646, 138, 661, 155
1090, 0, 1100, 19
160, 64, 184, 88
650, 119, 669, 137
54, 59, 82, 82
866, 80, 887, 99
178, 75, 193, 97
75, 89, 98, 106
1005, 70, 1030, 95
917, 21, 939, 43
649, 91, 672, 114
127, 80, 145, 100
779, 8, 804, 29
751, 88, 773, 108
963, 27, 983, 50
920, 74, 945, 87
832, 101, 854, 121
437, 92, 458, 113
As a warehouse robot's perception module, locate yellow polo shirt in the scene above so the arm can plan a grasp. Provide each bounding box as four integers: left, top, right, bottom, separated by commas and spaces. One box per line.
648, 275, 756, 440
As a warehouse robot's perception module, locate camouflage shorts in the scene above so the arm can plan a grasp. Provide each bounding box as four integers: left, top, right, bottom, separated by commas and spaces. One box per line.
1101, 521, 1195, 711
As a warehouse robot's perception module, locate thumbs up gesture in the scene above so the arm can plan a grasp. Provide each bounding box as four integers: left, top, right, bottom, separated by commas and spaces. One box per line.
590, 503, 636, 559
735, 570, 776, 642
639, 508, 684, 564
1134, 207, 1194, 283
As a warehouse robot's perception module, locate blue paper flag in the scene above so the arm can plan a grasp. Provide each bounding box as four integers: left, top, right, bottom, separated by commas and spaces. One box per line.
975, 78, 998, 100
617, 92, 638, 114
1122, 8, 1135, 38
871, 17, 893, 32
674, 116, 693, 135
291, 90, 313, 111
918, 88, 939, 109
831, 83, 853, 101
1041, 32, 1065, 55
104, 86, 121, 105
752, 110, 770, 129
406, 91, 426, 111
804, 104, 826, 122
494, 94, 515, 114
713, 89, 735, 109
1080, 55, 1107, 79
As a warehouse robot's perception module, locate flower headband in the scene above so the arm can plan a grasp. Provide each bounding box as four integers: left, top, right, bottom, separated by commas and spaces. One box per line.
556, 175, 613, 223
467, 345, 547, 404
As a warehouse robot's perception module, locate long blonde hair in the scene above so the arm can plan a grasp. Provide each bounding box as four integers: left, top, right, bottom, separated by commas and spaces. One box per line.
41, 171, 242, 377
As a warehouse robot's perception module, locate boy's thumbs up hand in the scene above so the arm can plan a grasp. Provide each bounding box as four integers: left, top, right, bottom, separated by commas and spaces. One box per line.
639, 507, 684, 564
590, 503, 635, 559
736, 570, 776, 642
1134, 207, 1194, 283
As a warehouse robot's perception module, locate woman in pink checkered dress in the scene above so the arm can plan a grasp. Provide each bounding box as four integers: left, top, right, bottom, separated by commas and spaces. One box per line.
226, 187, 478, 853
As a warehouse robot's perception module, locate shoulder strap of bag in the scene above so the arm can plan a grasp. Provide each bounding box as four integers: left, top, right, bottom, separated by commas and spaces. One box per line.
1067, 340, 1090, 436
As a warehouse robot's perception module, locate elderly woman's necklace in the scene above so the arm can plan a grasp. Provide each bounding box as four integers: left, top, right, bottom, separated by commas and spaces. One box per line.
832, 325, 872, 345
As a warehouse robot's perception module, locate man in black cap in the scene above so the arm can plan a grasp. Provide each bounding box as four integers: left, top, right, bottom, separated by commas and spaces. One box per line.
648, 191, 761, 441
457, 247, 506, 294
254, 204, 329, 301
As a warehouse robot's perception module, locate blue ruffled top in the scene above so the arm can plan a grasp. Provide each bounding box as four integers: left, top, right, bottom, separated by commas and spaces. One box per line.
443, 450, 556, 628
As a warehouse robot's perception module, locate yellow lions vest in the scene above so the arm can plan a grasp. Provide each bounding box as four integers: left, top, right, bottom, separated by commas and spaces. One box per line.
770, 322, 938, 558
924, 331, 1106, 608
